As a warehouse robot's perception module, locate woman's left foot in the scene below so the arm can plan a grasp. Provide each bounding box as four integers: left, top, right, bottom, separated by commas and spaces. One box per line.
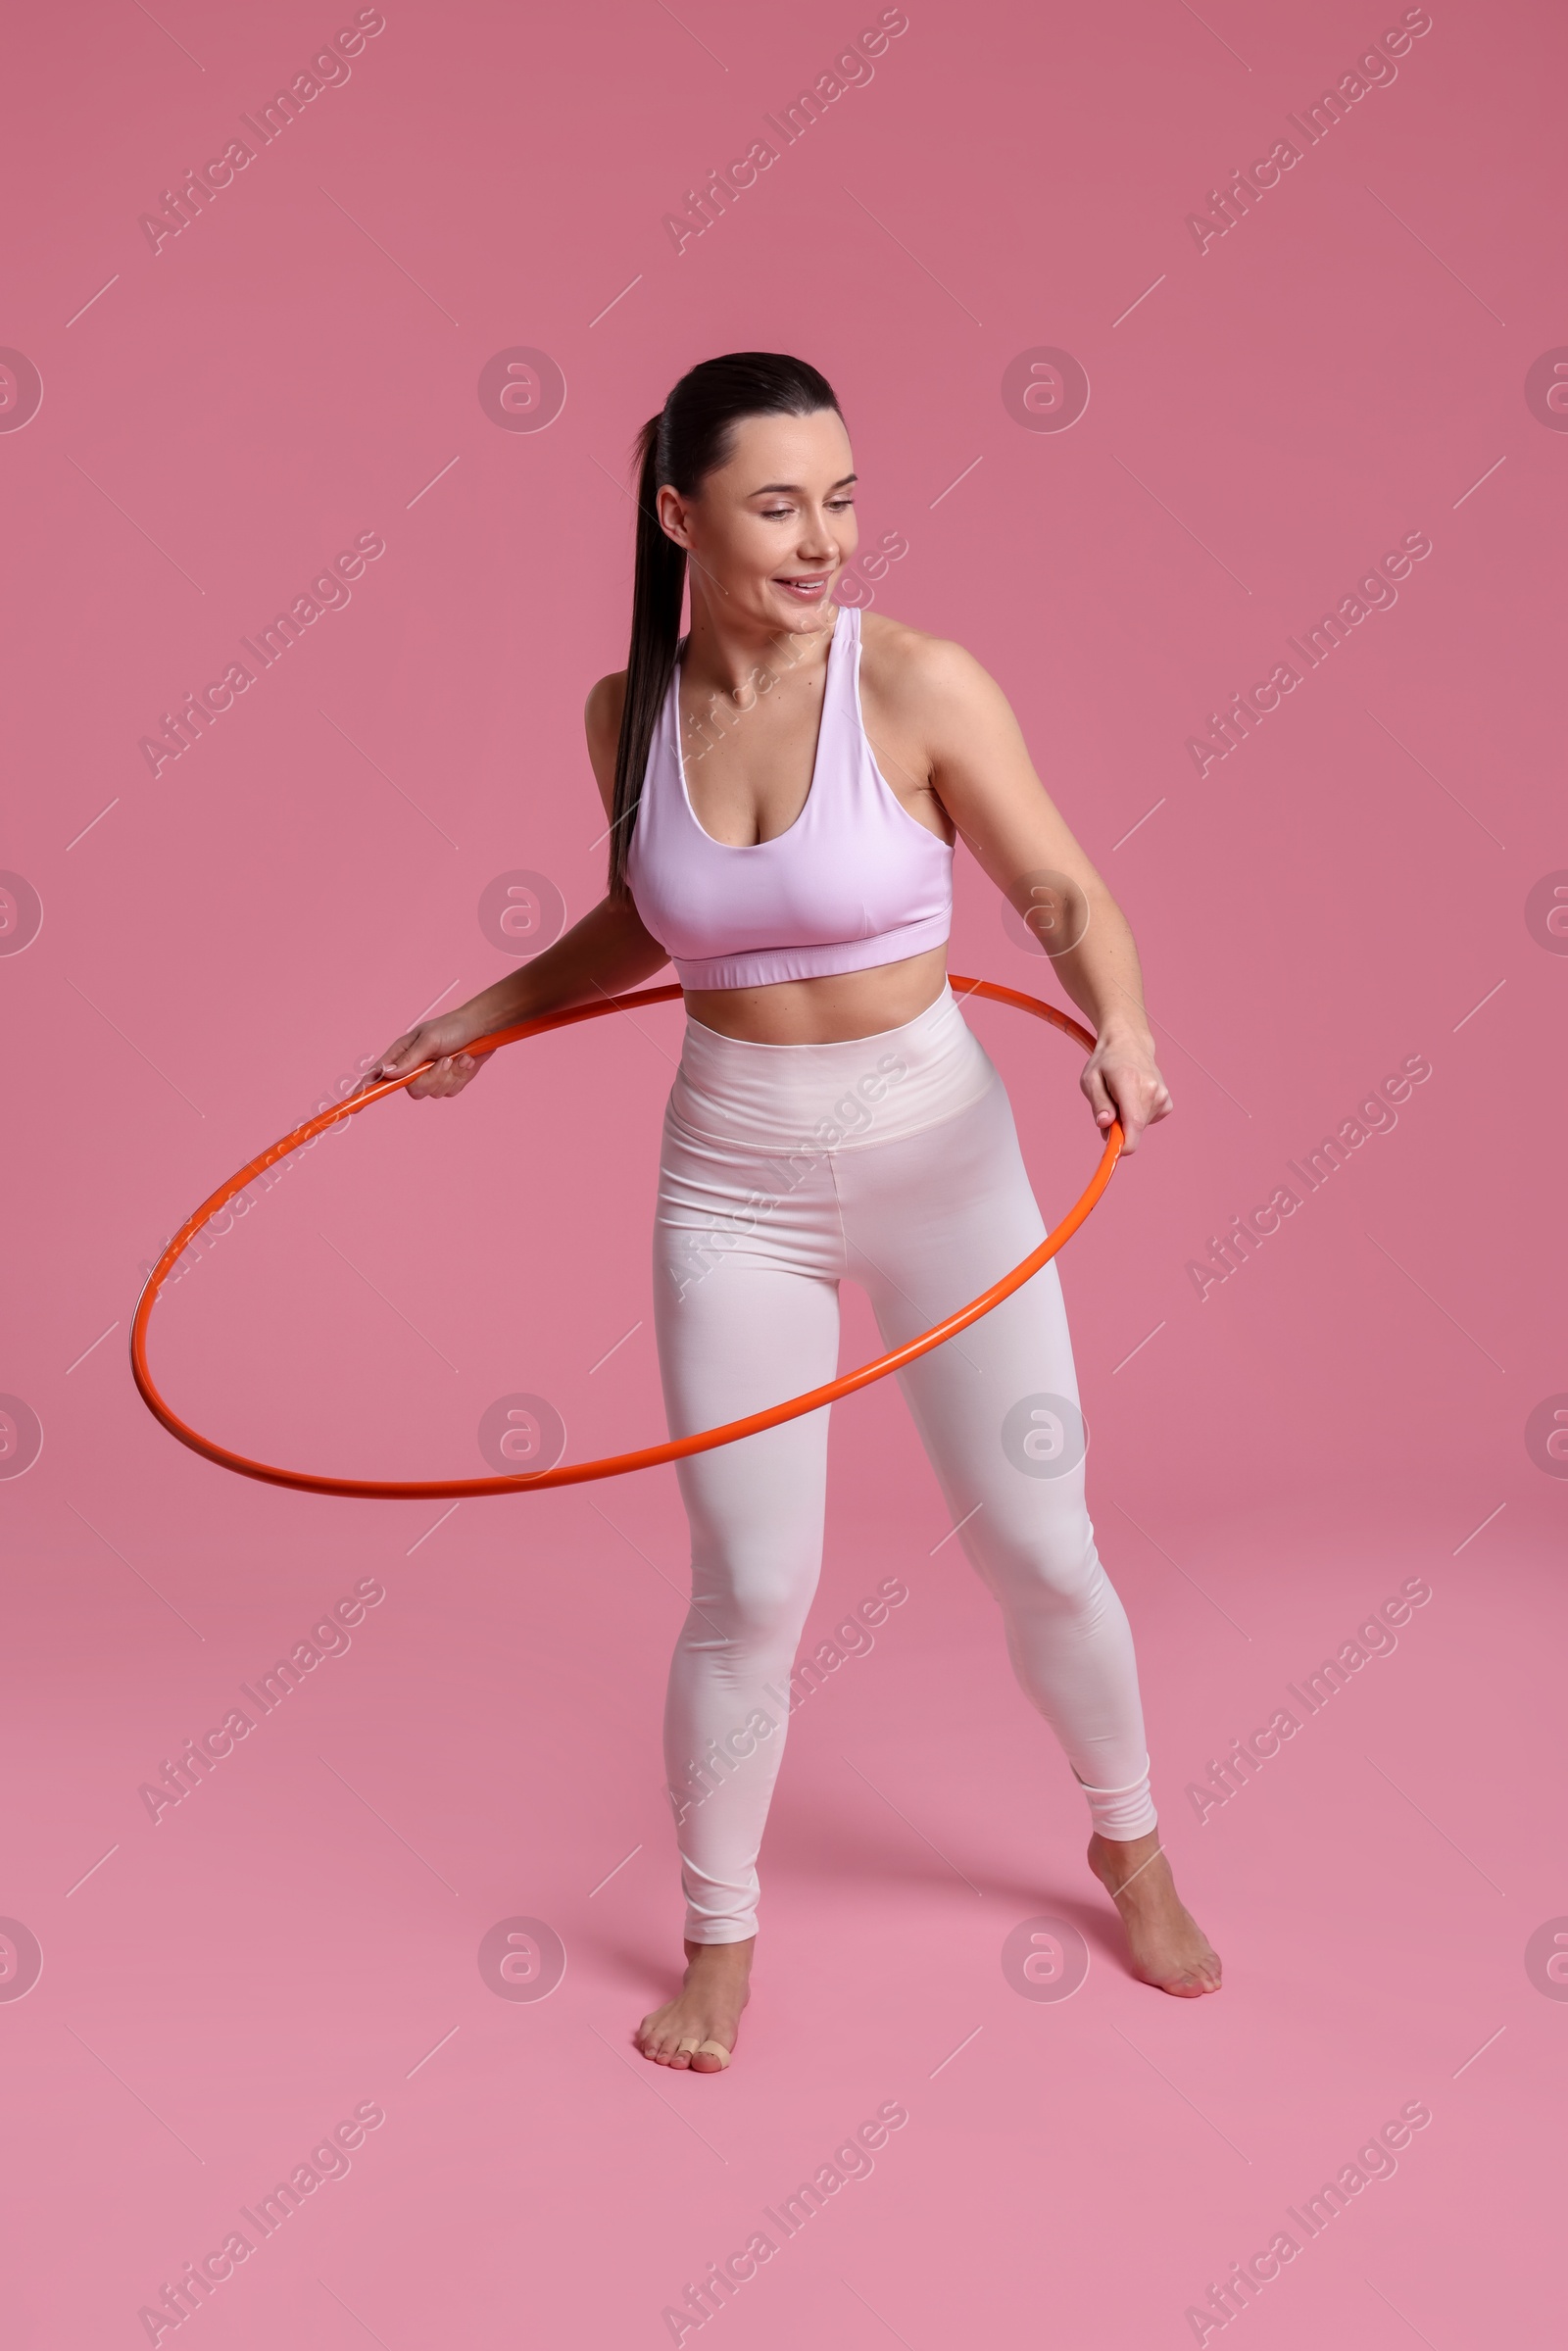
1087, 1832, 1221, 1996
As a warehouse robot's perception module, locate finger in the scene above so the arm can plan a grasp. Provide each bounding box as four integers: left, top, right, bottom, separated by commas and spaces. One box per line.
1083, 1062, 1118, 1134
1126, 1078, 1173, 1142
429, 1053, 482, 1100
1094, 1070, 1143, 1156
394, 1042, 446, 1089
1123, 1084, 1165, 1154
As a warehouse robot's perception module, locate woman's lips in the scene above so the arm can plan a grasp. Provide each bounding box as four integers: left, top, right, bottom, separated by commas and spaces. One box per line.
774, 574, 830, 600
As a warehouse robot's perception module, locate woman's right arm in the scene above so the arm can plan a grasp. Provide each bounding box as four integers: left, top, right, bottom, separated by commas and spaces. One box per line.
367, 669, 667, 1101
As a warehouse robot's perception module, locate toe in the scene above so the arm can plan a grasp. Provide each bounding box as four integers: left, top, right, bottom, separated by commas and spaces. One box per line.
1164, 1950, 1222, 1995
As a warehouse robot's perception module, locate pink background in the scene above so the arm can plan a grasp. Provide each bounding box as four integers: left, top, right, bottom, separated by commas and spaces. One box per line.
2, 0, 1563, 2342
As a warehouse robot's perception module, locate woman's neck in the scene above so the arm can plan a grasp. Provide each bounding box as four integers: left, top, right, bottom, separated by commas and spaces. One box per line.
679, 587, 838, 700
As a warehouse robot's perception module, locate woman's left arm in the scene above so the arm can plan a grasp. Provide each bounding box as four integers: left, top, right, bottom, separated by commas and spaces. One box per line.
908, 636, 1173, 1154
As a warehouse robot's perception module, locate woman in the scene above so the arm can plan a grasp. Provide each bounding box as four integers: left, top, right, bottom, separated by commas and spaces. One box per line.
370, 352, 1220, 2073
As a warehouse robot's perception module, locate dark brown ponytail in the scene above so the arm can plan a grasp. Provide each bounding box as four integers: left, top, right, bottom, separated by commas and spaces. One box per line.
606, 352, 842, 902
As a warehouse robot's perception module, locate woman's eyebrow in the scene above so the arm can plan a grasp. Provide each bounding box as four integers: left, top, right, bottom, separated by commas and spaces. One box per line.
747, 472, 858, 495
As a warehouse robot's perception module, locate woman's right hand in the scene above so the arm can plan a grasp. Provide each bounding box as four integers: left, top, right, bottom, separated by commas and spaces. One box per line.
364, 1011, 492, 1102
360, 898, 666, 1106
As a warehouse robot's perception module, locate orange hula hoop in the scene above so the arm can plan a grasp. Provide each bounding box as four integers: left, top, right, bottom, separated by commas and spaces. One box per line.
129, 976, 1121, 1501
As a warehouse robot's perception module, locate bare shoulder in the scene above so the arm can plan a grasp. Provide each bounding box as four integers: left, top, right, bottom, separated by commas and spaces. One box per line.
584, 667, 627, 757
583, 668, 627, 809
858, 610, 1012, 738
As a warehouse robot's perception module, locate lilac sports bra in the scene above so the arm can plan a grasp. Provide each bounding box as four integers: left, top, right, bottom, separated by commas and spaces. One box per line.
624, 603, 953, 991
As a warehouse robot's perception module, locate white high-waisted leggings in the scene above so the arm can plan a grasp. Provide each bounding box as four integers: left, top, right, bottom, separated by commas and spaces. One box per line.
653, 981, 1157, 1944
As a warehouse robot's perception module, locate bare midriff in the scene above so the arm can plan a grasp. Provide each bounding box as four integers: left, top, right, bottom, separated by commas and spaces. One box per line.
681, 942, 951, 1045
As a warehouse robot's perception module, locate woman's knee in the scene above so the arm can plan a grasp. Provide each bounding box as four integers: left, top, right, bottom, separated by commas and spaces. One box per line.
690, 1540, 820, 1646
974, 1519, 1102, 1613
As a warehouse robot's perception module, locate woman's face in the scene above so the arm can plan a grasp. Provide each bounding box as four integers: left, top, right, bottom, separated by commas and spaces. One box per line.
658, 407, 859, 633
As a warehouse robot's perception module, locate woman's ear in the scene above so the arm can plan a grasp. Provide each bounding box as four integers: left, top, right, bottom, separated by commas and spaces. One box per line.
657, 484, 694, 551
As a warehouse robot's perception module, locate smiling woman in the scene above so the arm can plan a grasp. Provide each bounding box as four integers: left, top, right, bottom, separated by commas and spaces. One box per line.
367, 349, 1219, 2069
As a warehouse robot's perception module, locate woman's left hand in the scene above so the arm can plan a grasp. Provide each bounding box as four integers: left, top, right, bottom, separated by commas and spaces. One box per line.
1080, 1027, 1172, 1156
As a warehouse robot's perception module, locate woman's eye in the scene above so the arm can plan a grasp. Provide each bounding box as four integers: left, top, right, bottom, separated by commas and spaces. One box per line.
758, 500, 854, 518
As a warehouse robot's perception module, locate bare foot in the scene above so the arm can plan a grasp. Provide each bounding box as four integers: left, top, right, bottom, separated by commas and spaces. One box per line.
1088, 1833, 1221, 1997
636, 1937, 754, 2070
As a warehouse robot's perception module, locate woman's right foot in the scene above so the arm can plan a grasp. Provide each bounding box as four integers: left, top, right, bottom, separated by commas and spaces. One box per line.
637, 1936, 755, 2069
1088, 1833, 1222, 1996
